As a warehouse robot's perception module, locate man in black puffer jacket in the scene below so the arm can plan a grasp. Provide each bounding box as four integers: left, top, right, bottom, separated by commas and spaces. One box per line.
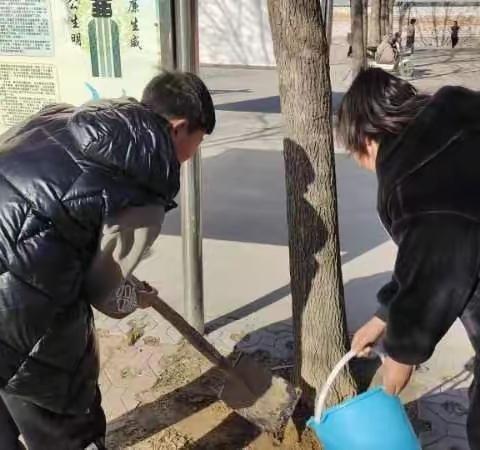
0, 71, 215, 450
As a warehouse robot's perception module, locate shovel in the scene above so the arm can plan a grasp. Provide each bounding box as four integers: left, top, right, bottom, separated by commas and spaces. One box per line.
131, 279, 300, 433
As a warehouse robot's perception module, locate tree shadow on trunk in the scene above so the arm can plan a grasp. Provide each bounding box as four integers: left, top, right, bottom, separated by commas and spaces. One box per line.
283, 139, 355, 440
283, 138, 327, 383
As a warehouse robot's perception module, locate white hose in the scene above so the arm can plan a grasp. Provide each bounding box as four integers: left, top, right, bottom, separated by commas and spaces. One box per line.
314, 349, 385, 422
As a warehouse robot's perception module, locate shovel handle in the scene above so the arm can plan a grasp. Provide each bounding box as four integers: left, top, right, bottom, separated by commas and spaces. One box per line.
147, 295, 233, 373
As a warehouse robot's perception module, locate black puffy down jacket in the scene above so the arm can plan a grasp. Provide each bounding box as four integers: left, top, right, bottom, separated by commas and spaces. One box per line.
0, 99, 179, 414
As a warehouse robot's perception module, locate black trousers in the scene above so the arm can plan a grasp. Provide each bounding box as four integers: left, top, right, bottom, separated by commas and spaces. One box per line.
0, 388, 106, 450
452, 36, 459, 48
406, 36, 415, 52
461, 290, 480, 450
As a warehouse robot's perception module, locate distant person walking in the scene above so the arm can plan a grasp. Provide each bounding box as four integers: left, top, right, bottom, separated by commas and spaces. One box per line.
451, 21, 460, 48
406, 18, 417, 53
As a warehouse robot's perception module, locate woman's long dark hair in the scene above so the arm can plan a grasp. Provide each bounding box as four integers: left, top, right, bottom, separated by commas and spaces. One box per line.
337, 68, 430, 154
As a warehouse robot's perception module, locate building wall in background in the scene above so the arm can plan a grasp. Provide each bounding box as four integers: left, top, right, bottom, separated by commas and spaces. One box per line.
198, 0, 275, 66
198, 0, 480, 67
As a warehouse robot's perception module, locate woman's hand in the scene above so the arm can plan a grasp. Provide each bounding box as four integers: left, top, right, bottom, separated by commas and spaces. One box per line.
351, 316, 414, 396
351, 316, 387, 357
383, 357, 414, 395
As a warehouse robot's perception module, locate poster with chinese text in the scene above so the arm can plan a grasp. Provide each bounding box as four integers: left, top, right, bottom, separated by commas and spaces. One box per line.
0, 0, 171, 134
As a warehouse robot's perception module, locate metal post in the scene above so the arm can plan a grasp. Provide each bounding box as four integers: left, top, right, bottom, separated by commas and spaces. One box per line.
174, 0, 204, 333
327, 0, 334, 46
321, 0, 334, 45
157, 0, 175, 70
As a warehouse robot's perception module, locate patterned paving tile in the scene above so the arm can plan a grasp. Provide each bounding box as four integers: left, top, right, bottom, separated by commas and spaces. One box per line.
419, 391, 470, 449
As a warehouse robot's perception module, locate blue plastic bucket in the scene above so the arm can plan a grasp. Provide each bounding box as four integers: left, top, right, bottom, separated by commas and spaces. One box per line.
308, 351, 421, 450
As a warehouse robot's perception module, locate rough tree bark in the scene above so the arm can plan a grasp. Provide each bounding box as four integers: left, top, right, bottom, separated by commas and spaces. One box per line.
267, 0, 356, 411
368, 0, 382, 46
351, 0, 366, 75
387, 0, 395, 34
363, 0, 369, 51
380, 0, 389, 37
398, 2, 412, 39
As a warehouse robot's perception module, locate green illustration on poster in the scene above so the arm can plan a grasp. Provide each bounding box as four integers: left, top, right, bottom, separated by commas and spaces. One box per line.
65, 0, 143, 79
89, 1, 122, 77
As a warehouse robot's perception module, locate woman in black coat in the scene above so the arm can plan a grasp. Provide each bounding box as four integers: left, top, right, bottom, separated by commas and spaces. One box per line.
338, 68, 480, 450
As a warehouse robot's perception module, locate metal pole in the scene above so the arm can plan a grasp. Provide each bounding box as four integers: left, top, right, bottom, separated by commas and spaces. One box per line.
326, 0, 334, 46
321, 0, 333, 45
174, 0, 204, 333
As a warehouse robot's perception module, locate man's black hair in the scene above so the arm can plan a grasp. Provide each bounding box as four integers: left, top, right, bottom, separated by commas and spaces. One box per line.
410, 18, 417, 24
142, 71, 216, 134
337, 68, 430, 154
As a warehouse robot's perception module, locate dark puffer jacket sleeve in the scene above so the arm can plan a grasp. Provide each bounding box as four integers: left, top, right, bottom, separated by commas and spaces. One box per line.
379, 213, 480, 365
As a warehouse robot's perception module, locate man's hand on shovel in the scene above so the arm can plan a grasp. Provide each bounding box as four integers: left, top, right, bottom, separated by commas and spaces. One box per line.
132, 279, 158, 309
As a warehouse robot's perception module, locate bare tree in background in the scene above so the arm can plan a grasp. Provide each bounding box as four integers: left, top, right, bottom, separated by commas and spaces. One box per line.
387, 0, 396, 34
380, 0, 388, 36
351, 0, 367, 74
398, 2, 412, 40
432, 4, 439, 46
267, 0, 356, 413
368, 0, 382, 46
363, 0, 369, 50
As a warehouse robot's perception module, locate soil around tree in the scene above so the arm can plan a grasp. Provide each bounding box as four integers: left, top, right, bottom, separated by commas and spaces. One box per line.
102, 332, 322, 449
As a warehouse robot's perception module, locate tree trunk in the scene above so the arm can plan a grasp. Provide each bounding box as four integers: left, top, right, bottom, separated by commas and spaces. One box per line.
380, 0, 388, 37
387, 0, 395, 35
368, 0, 381, 46
351, 0, 366, 75
432, 5, 439, 47
398, 2, 412, 40
363, 0, 369, 51
267, 0, 356, 411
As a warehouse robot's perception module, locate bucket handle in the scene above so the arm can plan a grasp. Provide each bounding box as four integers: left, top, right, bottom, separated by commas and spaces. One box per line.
314, 349, 385, 422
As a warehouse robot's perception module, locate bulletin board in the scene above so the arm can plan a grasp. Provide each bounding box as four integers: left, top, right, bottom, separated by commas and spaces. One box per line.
0, 0, 174, 133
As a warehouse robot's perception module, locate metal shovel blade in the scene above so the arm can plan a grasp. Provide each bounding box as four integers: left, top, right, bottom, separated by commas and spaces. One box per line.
219, 353, 301, 433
